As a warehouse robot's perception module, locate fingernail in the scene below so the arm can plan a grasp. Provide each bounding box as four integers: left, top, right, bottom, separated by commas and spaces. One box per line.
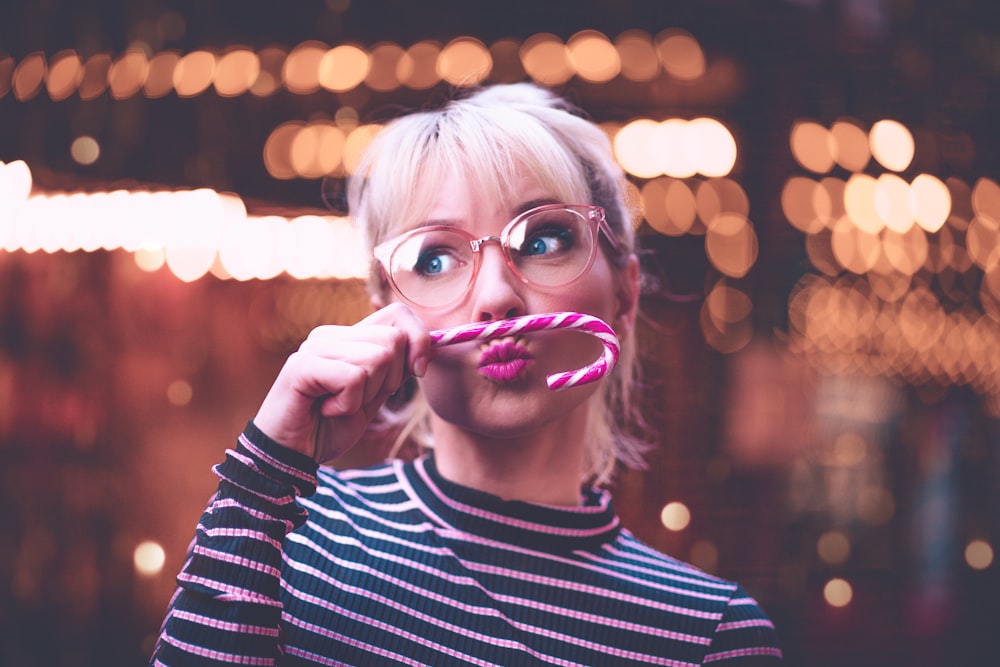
413, 357, 428, 377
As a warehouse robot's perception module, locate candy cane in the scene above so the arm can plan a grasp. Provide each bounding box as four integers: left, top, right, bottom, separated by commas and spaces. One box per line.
430, 312, 620, 390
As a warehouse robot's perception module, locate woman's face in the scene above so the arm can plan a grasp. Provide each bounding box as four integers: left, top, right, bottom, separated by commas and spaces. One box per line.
394, 164, 636, 440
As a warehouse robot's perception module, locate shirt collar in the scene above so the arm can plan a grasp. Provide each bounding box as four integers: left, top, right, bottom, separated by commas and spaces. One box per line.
399, 455, 621, 553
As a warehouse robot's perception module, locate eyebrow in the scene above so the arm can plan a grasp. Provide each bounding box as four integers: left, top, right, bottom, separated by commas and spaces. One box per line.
514, 197, 561, 215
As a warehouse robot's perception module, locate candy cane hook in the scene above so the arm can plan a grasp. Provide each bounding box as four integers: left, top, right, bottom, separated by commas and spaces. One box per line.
430, 312, 620, 390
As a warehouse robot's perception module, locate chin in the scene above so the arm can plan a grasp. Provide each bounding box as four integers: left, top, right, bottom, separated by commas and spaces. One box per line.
427, 382, 594, 440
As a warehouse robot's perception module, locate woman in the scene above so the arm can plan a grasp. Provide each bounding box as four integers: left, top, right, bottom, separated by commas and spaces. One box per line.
151, 83, 781, 665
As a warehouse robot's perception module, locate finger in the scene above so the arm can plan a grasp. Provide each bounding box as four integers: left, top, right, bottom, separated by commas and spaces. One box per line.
360, 303, 433, 378
289, 355, 367, 412
317, 382, 364, 418
297, 338, 402, 405
304, 322, 410, 377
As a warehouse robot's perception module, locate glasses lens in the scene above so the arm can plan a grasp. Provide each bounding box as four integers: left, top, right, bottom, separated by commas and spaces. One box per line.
389, 229, 475, 307
506, 208, 596, 287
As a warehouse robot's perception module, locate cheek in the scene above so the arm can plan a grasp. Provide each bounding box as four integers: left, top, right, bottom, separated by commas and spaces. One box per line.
548, 266, 621, 322
419, 348, 472, 402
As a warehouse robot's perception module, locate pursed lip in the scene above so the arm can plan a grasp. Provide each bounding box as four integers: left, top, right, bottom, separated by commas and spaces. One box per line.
477, 340, 533, 382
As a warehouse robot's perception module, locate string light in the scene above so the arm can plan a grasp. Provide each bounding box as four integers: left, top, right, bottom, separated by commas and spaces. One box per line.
612, 117, 738, 179
0, 28, 715, 103
783, 112, 1000, 409
1, 33, 994, 381
0, 161, 367, 282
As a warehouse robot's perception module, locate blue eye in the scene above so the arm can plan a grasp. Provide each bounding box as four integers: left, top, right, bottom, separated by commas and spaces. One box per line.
415, 248, 460, 277
521, 226, 574, 257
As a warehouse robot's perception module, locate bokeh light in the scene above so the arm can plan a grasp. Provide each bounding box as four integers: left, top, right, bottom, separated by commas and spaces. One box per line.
79, 53, 112, 99
319, 44, 370, 92
566, 30, 620, 83
817, 531, 851, 565
46, 50, 83, 101
964, 540, 994, 570
613, 117, 737, 179
823, 578, 853, 608
519, 33, 573, 86
689, 540, 719, 573
173, 50, 215, 97
830, 119, 871, 172
144, 50, 181, 97
660, 502, 691, 531
283, 41, 327, 94
108, 49, 149, 99
870, 120, 914, 172
214, 48, 260, 96
398, 40, 442, 89
615, 30, 659, 82
656, 28, 705, 80
705, 213, 758, 278
12, 51, 46, 101
70, 136, 100, 166
366, 42, 405, 91
133, 541, 166, 577
166, 380, 193, 406
437, 37, 492, 86
791, 121, 835, 174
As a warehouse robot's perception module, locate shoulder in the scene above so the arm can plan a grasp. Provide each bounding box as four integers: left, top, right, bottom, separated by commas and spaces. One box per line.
610, 531, 783, 663
610, 529, 737, 593
703, 580, 783, 663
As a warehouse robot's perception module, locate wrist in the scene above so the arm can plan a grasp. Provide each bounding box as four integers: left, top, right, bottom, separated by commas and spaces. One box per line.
238, 420, 319, 497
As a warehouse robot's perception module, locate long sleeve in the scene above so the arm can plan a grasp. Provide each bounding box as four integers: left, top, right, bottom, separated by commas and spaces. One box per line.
701, 583, 783, 664
150, 421, 318, 666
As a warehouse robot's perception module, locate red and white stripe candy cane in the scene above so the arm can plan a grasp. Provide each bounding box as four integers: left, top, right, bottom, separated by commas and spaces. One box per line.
430, 312, 620, 391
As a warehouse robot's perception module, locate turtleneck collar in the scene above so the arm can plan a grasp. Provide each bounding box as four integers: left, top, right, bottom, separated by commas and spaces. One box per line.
398, 455, 621, 553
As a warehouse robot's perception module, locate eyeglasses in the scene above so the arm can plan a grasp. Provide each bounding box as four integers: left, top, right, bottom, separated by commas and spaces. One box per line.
373, 203, 620, 309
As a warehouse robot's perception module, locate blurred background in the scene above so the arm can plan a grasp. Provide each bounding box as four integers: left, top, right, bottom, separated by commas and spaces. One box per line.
1, 0, 998, 664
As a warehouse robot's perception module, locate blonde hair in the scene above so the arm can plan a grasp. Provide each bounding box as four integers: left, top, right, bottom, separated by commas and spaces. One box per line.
348, 83, 649, 485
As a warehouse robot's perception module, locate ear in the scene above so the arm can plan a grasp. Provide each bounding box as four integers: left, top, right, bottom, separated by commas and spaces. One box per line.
614, 254, 640, 334
368, 265, 391, 311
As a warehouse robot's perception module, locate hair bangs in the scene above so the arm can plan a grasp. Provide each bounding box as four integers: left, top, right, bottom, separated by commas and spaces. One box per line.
430, 104, 592, 214
354, 103, 595, 253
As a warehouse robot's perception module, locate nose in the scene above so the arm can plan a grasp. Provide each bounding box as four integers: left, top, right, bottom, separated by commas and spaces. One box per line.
469, 241, 526, 322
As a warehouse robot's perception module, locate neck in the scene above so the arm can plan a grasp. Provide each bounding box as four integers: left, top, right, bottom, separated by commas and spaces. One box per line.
429, 409, 589, 506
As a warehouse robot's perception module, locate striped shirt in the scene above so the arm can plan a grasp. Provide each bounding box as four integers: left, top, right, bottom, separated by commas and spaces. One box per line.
151, 422, 782, 665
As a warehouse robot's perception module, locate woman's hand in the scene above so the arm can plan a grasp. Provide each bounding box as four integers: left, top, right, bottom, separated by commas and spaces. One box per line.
252, 303, 432, 463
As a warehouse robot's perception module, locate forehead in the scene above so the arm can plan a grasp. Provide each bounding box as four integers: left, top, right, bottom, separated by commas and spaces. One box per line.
395, 158, 584, 236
